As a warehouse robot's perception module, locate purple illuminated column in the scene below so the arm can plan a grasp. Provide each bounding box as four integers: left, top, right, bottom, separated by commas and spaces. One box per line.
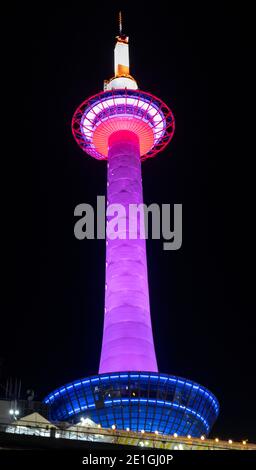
99, 130, 158, 373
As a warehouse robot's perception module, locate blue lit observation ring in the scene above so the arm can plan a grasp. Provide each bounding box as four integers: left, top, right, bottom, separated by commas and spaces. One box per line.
44, 372, 219, 437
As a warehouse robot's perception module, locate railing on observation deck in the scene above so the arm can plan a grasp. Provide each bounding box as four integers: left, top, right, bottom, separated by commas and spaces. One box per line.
1, 421, 255, 450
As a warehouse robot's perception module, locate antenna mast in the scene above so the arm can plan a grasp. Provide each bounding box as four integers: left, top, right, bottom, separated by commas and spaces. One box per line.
119, 11, 122, 36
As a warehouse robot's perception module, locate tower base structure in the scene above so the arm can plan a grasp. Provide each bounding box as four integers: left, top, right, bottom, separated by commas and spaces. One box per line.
44, 372, 219, 437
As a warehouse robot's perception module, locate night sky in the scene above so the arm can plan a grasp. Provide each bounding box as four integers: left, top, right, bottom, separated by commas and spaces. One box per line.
1, 5, 255, 442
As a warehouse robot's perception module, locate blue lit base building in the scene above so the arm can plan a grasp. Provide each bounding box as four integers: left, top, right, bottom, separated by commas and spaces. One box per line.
44, 373, 219, 437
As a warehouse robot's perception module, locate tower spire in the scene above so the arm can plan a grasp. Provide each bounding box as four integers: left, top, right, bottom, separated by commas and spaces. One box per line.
103, 10, 138, 90
119, 11, 122, 36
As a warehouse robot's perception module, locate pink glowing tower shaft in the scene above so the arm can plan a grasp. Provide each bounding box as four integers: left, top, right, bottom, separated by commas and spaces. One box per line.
99, 130, 158, 373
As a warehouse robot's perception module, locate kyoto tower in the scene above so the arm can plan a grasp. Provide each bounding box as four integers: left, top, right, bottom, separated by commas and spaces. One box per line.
44, 14, 219, 437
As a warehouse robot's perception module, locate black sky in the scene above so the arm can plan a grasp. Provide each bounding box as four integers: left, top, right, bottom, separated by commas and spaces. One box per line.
1, 4, 255, 441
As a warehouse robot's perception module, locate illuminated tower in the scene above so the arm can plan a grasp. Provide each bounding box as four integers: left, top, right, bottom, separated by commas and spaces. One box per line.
44, 14, 219, 437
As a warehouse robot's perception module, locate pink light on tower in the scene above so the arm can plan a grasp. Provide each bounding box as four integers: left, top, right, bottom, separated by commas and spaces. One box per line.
101, 129, 157, 373
45, 13, 219, 437
72, 17, 175, 374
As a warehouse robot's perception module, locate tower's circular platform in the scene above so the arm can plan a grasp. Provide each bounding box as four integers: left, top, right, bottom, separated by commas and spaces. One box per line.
44, 372, 219, 437
72, 89, 175, 161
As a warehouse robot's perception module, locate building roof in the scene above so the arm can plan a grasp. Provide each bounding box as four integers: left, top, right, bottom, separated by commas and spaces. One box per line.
12, 412, 57, 428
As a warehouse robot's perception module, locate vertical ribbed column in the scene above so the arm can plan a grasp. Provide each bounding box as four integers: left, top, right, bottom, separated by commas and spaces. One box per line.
99, 130, 158, 373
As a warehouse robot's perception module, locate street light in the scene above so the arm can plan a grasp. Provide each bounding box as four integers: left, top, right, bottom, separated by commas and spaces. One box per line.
9, 408, 19, 420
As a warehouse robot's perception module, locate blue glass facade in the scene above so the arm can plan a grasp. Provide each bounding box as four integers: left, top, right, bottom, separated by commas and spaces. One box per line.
44, 372, 219, 437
